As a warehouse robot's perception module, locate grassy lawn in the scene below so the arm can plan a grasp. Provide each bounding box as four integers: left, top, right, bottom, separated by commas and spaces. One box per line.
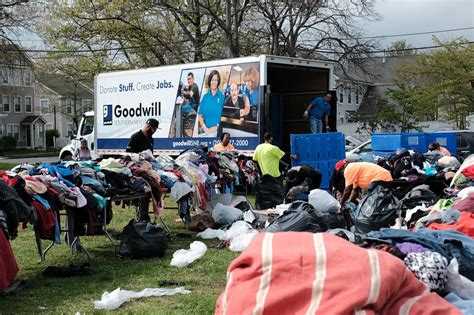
0, 163, 16, 170
2, 148, 60, 158
0, 198, 242, 314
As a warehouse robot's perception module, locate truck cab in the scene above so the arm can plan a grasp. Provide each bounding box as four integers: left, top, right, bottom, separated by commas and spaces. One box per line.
59, 112, 96, 160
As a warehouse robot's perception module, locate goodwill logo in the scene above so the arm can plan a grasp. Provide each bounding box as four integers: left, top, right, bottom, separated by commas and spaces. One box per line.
103, 104, 113, 125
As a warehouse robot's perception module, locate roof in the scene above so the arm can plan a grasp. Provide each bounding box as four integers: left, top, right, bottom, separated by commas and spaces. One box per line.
20, 115, 47, 125
0, 43, 33, 68
335, 56, 417, 86
36, 73, 93, 99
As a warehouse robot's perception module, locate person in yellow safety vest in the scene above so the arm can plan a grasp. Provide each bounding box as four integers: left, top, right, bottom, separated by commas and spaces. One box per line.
429, 142, 451, 156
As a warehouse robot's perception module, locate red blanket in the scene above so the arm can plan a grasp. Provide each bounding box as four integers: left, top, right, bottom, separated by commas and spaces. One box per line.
0, 231, 19, 291
216, 232, 460, 315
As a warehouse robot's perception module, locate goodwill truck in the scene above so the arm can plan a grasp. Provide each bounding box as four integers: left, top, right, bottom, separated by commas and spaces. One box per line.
60, 55, 335, 160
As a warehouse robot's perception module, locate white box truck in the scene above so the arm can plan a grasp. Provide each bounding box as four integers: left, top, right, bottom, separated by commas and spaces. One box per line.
59, 55, 335, 160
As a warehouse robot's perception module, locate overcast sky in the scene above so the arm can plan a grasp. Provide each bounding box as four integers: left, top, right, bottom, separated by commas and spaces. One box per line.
12, 0, 474, 53
366, 0, 474, 48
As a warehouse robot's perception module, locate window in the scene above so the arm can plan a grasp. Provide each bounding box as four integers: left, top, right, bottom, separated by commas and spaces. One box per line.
81, 99, 93, 112
24, 70, 32, 86
80, 115, 94, 136
348, 89, 352, 104
25, 96, 32, 112
1, 69, 8, 84
7, 124, 19, 140
14, 96, 21, 113
41, 99, 49, 114
355, 91, 359, 104
66, 98, 72, 114
67, 123, 74, 137
46, 124, 53, 130
3, 95, 10, 112
339, 91, 344, 103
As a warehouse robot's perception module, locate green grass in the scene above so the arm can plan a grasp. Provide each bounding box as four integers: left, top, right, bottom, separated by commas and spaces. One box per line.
0, 163, 16, 170
2, 148, 60, 158
0, 198, 242, 314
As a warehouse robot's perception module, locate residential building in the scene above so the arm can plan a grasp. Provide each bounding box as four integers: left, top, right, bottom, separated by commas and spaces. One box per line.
0, 43, 47, 148
1, 43, 94, 149
35, 74, 94, 148
335, 56, 416, 124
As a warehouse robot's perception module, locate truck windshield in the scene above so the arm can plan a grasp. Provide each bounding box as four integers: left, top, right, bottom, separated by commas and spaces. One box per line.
81, 116, 94, 136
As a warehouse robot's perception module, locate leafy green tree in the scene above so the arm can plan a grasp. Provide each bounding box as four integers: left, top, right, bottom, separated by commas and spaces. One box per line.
396, 37, 474, 129
387, 40, 416, 57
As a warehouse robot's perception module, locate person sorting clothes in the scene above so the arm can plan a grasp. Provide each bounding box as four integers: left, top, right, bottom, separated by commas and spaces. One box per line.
340, 162, 393, 205
125, 118, 159, 221
253, 132, 285, 179
214, 132, 235, 152
428, 142, 451, 156
126, 118, 159, 153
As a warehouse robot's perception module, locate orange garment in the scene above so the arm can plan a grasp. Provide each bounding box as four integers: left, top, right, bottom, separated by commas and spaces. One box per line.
344, 162, 393, 189
428, 211, 474, 238
440, 146, 451, 156
214, 143, 235, 151
215, 232, 460, 315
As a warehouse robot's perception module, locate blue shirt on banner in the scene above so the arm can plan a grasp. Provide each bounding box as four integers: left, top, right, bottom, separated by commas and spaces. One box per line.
309, 97, 330, 120
198, 89, 225, 128
247, 89, 260, 108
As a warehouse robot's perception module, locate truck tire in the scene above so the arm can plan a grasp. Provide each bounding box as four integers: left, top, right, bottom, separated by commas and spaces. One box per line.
60, 152, 73, 161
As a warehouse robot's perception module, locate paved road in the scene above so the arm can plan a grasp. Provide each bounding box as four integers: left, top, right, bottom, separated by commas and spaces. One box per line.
0, 155, 59, 165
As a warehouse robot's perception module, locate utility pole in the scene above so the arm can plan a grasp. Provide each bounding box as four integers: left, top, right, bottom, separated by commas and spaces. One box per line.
53, 105, 57, 148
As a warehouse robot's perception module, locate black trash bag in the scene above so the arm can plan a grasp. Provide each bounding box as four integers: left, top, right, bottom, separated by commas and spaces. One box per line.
327, 212, 347, 229
355, 186, 400, 234
399, 184, 437, 211
265, 201, 328, 233
255, 175, 284, 210
119, 219, 170, 259
234, 200, 252, 212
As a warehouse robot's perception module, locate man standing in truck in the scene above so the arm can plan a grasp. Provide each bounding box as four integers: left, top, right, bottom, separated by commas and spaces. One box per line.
304, 91, 332, 133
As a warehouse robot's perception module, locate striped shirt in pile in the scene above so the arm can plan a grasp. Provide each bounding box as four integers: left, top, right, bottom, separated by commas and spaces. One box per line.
216, 232, 460, 315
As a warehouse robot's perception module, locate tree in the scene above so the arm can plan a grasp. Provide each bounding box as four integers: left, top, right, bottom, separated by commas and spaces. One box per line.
395, 37, 474, 129
387, 40, 416, 57
253, 0, 378, 73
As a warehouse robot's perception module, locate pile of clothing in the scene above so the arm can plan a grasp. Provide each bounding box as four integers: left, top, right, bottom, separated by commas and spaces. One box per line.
204, 153, 474, 314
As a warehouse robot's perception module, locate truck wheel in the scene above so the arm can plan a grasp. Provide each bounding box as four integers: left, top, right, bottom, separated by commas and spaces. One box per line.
61, 152, 73, 161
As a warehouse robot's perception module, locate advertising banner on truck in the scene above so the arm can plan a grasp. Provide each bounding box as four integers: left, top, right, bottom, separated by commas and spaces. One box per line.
96, 61, 261, 154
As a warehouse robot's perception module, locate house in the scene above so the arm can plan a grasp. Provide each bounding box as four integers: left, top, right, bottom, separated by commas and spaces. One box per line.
34, 74, 93, 148
0, 43, 47, 149
0, 43, 94, 149
335, 56, 416, 124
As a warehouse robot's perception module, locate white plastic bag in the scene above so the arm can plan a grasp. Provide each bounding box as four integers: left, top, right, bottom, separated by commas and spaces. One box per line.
309, 189, 341, 213
94, 287, 191, 310
170, 241, 207, 268
446, 258, 474, 299
225, 221, 253, 240
229, 230, 258, 252
196, 228, 227, 240
275, 204, 290, 216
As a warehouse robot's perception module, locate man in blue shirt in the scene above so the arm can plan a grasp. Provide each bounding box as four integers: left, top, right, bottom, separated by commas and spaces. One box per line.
304, 92, 332, 133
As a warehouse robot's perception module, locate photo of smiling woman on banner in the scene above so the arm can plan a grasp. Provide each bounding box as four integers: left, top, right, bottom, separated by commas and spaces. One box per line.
194, 66, 230, 137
